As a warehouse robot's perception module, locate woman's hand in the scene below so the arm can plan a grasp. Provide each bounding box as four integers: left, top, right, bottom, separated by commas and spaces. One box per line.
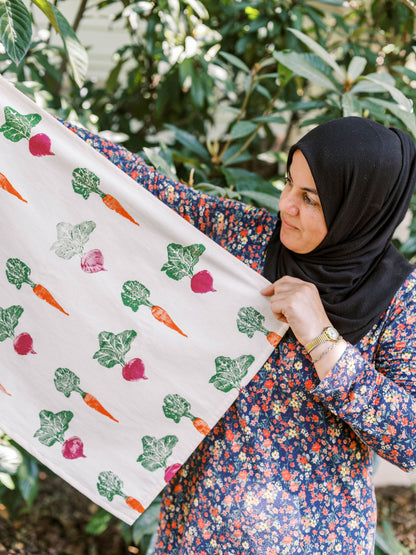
261, 276, 331, 348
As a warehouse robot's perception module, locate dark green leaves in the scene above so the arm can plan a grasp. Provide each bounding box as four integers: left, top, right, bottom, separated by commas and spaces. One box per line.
161, 243, 205, 280
209, 354, 255, 393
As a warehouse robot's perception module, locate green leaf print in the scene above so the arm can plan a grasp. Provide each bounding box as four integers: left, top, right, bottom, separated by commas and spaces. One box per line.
121, 281, 152, 312
137, 435, 178, 472
72, 168, 102, 200
5, 258, 34, 289
54, 368, 82, 397
161, 243, 206, 281
237, 307, 269, 338
209, 354, 255, 392
34, 410, 73, 447
97, 470, 124, 502
162, 394, 194, 423
51, 221, 96, 259
93, 330, 137, 368
0, 305, 23, 341
0, 107, 41, 142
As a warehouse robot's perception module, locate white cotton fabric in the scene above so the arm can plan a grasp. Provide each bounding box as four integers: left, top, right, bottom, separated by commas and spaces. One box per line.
0, 76, 287, 523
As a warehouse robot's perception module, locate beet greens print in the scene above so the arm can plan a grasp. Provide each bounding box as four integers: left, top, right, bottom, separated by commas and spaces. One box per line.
163, 394, 210, 436
137, 435, 181, 483
97, 471, 144, 514
121, 280, 187, 337
161, 243, 215, 293
0, 304, 35, 355
54, 368, 118, 422
51, 221, 105, 273
0, 106, 54, 156
6, 258, 69, 316
72, 168, 139, 226
237, 306, 282, 347
34, 410, 86, 459
209, 354, 255, 393
93, 329, 147, 382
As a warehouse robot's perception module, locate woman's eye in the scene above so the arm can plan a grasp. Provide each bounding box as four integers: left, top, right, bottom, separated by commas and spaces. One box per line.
303, 193, 316, 206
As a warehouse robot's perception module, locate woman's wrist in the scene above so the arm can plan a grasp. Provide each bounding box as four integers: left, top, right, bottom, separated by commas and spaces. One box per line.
310, 338, 348, 381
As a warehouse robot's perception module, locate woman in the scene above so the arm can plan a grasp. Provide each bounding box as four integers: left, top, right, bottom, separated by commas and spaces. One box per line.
66, 117, 416, 554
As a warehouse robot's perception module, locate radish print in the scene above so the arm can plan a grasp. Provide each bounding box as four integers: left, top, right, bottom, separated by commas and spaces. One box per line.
34, 410, 86, 460
137, 434, 180, 482
162, 394, 210, 436
0, 305, 36, 355
161, 243, 216, 293
6, 258, 69, 316
54, 367, 118, 422
0, 172, 27, 203
51, 221, 106, 273
97, 471, 145, 514
0, 106, 54, 157
93, 329, 147, 382
121, 280, 187, 337
237, 306, 282, 347
72, 168, 139, 226
209, 354, 255, 393
28, 133, 54, 156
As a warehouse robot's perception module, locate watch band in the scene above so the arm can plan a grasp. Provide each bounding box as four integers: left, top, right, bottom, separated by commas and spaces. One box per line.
305, 326, 340, 354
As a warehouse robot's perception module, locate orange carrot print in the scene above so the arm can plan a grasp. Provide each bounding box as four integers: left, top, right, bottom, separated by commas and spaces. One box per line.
6, 258, 69, 316
125, 496, 145, 513
121, 280, 187, 337
72, 168, 139, 226
0, 172, 27, 202
266, 331, 282, 347
163, 394, 211, 436
0, 382, 11, 396
54, 368, 118, 423
97, 471, 145, 514
102, 194, 139, 226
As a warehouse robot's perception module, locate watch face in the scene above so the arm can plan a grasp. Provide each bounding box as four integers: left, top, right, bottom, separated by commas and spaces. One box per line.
326, 327, 339, 340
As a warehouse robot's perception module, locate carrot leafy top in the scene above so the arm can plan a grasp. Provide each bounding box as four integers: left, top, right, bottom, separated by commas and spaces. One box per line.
162, 394, 195, 423
237, 306, 270, 338
121, 281, 153, 311
97, 470, 125, 501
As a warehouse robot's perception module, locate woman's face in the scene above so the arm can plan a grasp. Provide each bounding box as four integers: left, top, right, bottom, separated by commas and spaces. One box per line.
279, 150, 327, 254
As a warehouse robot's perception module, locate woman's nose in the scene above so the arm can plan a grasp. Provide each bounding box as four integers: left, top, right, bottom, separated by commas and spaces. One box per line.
279, 189, 299, 215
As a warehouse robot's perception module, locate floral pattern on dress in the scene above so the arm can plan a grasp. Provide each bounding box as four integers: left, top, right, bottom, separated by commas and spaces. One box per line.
63, 121, 416, 555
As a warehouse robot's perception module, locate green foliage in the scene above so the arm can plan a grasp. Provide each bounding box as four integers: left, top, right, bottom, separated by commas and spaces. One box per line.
1, 1, 416, 552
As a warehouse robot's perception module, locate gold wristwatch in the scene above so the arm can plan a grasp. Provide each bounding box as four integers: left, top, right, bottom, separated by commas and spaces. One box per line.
305, 326, 340, 354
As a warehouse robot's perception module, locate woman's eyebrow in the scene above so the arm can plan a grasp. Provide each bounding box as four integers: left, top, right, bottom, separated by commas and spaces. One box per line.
287, 171, 319, 195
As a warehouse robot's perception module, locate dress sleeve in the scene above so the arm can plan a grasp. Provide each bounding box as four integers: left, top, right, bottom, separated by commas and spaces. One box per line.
62, 121, 277, 263
311, 275, 416, 472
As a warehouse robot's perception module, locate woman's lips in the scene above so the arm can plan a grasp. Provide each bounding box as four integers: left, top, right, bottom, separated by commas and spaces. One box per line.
281, 217, 298, 231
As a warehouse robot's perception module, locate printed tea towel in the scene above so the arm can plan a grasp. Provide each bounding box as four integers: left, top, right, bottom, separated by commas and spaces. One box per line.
0, 76, 288, 524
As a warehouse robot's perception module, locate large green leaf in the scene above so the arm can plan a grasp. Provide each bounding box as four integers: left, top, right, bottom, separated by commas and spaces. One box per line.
365, 98, 416, 137
165, 124, 211, 163
288, 27, 345, 83
273, 51, 338, 92
0, 0, 32, 65
51, 5, 88, 87
347, 56, 367, 83
361, 74, 413, 112
31, 0, 59, 32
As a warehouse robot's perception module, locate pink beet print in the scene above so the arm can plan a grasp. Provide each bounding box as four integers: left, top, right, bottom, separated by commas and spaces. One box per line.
161, 243, 216, 293
29, 133, 54, 156
0, 106, 54, 156
51, 221, 106, 273
34, 410, 86, 460
0, 305, 36, 355
93, 329, 147, 382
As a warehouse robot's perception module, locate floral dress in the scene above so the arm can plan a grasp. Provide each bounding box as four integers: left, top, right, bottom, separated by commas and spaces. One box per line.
63, 122, 416, 555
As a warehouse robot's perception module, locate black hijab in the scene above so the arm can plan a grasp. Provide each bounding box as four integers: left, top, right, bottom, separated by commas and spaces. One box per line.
263, 117, 416, 344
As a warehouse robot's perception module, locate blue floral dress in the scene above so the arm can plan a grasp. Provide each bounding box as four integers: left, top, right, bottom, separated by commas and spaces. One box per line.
64, 122, 416, 555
